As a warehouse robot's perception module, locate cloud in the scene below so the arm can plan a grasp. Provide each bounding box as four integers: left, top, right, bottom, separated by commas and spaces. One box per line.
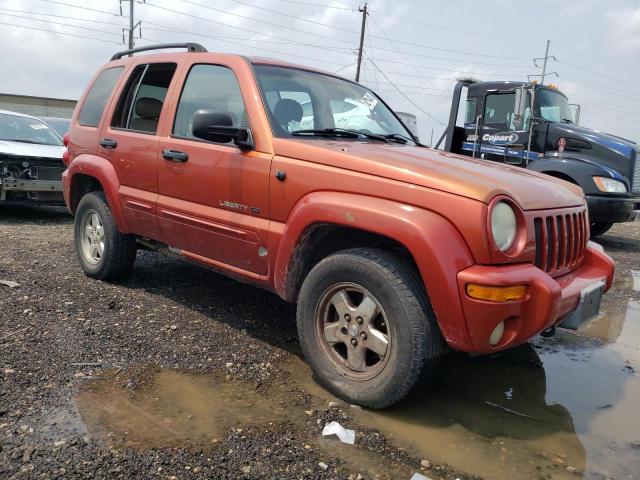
605, 1, 640, 54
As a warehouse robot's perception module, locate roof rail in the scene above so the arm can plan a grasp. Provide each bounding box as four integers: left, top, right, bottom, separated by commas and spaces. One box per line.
110, 43, 207, 61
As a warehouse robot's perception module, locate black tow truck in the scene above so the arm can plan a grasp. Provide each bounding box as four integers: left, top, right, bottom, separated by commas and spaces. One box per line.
437, 79, 639, 236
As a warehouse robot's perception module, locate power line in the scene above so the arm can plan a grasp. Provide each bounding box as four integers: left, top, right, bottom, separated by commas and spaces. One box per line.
166, 0, 357, 47
560, 74, 640, 101
0, 20, 122, 44
369, 45, 531, 68
263, 0, 356, 10
370, 56, 529, 76
35, 0, 121, 17
573, 99, 640, 120
142, 1, 354, 55
556, 59, 637, 88
0, 7, 127, 27
149, 0, 532, 61
366, 58, 446, 126
0, 11, 123, 38
366, 8, 538, 43
216, 0, 358, 34
138, 28, 351, 68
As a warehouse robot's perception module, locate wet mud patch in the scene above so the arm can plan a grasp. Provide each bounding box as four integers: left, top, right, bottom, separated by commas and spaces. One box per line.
76, 369, 287, 449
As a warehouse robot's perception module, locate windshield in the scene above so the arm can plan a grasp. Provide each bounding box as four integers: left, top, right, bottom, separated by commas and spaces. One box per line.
254, 65, 415, 141
41, 118, 71, 137
537, 88, 573, 123
0, 113, 63, 146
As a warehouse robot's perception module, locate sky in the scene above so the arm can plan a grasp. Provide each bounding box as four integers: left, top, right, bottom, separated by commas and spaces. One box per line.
0, 0, 639, 142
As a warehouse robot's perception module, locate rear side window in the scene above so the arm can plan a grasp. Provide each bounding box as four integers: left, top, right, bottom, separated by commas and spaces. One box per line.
173, 64, 248, 140
111, 63, 176, 134
464, 99, 477, 124
78, 67, 124, 127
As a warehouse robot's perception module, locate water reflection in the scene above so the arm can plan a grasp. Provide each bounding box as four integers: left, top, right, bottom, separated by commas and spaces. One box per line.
359, 300, 640, 480
361, 345, 586, 480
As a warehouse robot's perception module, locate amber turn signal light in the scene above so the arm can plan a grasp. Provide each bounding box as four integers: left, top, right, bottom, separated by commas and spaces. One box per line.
466, 284, 527, 302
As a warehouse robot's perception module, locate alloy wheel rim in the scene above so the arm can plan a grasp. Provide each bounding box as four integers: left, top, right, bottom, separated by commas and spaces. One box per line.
80, 209, 105, 265
315, 282, 391, 381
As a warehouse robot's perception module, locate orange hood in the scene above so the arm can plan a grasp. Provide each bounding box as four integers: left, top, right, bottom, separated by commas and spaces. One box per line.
274, 139, 585, 210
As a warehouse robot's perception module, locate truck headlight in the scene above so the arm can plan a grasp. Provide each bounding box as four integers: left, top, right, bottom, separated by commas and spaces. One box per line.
490, 201, 517, 252
593, 176, 627, 193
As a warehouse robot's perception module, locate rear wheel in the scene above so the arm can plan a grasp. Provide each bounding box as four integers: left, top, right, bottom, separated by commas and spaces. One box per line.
74, 192, 136, 280
296, 248, 444, 408
590, 221, 613, 238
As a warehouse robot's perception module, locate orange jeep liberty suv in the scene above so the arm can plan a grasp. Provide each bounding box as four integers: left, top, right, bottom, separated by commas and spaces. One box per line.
62, 44, 615, 408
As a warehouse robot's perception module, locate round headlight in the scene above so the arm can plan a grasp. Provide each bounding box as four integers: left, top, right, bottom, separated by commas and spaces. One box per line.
490, 202, 517, 252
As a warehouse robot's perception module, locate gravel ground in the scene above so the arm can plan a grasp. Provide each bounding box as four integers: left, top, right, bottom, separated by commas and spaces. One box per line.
0, 205, 478, 480
1, 206, 637, 480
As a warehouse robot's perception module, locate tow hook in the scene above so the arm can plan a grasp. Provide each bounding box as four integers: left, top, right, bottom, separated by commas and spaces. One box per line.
540, 326, 556, 338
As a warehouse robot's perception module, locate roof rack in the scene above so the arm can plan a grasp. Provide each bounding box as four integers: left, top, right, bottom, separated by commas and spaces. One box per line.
110, 43, 207, 61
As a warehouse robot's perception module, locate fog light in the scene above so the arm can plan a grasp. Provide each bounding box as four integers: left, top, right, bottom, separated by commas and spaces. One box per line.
466, 284, 527, 302
490, 321, 505, 346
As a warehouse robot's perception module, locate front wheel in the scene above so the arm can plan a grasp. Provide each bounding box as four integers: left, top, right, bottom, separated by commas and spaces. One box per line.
590, 221, 613, 238
74, 192, 137, 280
296, 248, 444, 408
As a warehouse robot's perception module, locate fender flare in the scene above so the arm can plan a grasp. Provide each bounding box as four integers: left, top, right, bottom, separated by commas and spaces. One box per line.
272, 191, 477, 350
66, 154, 130, 233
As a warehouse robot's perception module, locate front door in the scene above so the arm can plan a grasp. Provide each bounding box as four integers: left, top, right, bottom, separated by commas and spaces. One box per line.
157, 63, 271, 276
477, 91, 531, 165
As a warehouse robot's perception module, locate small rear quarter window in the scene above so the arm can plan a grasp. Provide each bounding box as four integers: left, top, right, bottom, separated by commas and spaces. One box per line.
78, 67, 124, 127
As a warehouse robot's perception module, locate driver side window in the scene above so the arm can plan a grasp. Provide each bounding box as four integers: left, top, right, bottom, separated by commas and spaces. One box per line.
484, 93, 515, 129
173, 64, 248, 142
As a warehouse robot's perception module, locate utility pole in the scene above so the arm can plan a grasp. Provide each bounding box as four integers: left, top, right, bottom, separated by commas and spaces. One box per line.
120, 0, 142, 51
533, 40, 556, 85
128, 0, 134, 49
355, 3, 368, 83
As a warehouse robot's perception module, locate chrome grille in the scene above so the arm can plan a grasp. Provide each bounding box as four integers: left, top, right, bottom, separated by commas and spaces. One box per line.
534, 209, 588, 275
633, 155, 640, 193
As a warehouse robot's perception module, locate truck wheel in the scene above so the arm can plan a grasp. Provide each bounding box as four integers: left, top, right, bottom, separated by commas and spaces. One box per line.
590, 222, 613, 238
74, 192, 137, 280
296, 248, 444, 408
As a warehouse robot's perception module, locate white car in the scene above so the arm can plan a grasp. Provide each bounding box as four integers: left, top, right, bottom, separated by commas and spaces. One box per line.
0, 109, 66, 205
298, 98, 387, 133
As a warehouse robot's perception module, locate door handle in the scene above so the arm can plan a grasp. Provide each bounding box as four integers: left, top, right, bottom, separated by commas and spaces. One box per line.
99, 138, 117, 149
162, 149, 189, 162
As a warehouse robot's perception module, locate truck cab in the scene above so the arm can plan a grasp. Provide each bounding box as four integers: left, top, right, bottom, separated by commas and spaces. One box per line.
440, 79, 640, 236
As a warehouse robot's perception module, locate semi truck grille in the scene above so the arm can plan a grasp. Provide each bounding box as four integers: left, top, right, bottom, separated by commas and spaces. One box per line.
633, 157, 640, 193
533, 209, 588, 275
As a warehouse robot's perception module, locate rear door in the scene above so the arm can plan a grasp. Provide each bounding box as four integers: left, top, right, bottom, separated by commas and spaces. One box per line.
156, 62, 271, 276
99, 62, 178, 240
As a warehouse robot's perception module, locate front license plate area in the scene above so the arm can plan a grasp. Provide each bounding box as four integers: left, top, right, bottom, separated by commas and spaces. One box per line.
560, 280, 605, 330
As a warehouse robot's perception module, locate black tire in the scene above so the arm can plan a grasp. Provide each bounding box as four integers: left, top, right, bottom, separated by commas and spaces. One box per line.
590, 221, 613, 238
74, 191, 137, 280
296, 248, 444, 409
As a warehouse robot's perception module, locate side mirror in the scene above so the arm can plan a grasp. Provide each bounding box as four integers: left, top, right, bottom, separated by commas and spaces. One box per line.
513, 86, 527, 119
192, 110, 253, 149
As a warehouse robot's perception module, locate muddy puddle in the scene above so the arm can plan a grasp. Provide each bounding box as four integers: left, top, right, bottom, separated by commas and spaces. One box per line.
73, 275, 640, 479
75, 370, 289, 449
285, 294, 640, 479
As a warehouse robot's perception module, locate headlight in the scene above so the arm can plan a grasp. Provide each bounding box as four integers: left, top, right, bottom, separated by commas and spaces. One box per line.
593, 176, 627, 193
490, 201, 517, 252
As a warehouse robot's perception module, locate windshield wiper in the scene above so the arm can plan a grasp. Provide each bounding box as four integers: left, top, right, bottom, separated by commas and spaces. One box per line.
383, 133, 425, 146
561, 118, 573, 124
292, 128, 389, 142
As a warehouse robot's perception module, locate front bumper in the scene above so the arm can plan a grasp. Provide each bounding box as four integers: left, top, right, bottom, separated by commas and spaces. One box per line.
0, 177, 64, 203
456, 243, 614, 354
586, 194, 640, 223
